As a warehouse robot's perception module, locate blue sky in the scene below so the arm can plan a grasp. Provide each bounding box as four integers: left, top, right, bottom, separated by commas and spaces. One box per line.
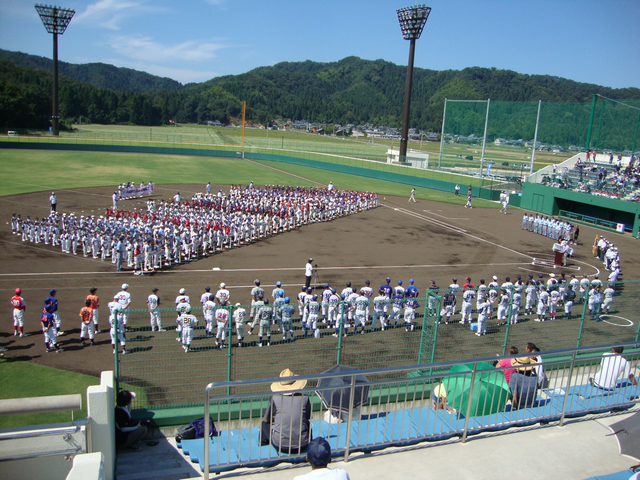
1, 0, 639, 88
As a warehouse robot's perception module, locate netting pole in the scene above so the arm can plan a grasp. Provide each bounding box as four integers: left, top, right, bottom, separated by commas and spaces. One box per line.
226, 305, 233, 395
595, 97, 605, 151
576, 288, 590, 348
114, 337, 120, 396
438, 98, 447, 169
336, 302, 345, 365
530, 100, 542, 174
480, 99, 490, 177
585, 93, 597, 150
501, 288, 515, 356
417, 296, 429, 365
241, 101, 246, 159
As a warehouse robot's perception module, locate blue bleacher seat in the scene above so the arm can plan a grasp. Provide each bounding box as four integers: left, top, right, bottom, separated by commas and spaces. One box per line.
410, 407, 465, 441
234, 427, 281, 465
567, 384, 615, 399
311, 419, 351, 451
192, 437, 238, 472
549, 394, 589, 418
382, 409, 424, 444
349, 417, 388, 451
585, 468, 639, 480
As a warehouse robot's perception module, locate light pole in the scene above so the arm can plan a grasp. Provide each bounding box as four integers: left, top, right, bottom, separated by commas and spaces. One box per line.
35, 4, 75, 136
397, 5, 431, 161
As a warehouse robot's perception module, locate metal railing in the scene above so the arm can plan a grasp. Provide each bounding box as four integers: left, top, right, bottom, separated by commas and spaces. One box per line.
0, 395, 87, 463
200, 341, 640, 477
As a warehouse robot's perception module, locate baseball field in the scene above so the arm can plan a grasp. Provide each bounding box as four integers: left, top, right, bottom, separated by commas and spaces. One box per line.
1, 147, 639, 413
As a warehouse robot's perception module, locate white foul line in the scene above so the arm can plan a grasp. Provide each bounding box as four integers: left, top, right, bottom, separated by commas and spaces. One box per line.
382, 203, 532, 261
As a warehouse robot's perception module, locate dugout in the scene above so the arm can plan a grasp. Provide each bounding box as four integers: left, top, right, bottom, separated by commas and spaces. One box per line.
520, 183, 640, 236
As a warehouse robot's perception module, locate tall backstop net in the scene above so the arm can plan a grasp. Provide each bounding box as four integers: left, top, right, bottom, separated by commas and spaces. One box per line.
438, 97, 640, 180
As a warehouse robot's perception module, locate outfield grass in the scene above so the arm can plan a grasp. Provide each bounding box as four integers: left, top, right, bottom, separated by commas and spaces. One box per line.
0, 149, 499, 208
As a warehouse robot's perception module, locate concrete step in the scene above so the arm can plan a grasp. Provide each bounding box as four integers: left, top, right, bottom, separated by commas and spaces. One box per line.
115, 434, 200, 480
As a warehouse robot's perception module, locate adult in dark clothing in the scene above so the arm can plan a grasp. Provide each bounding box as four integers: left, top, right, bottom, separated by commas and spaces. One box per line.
261, 368, 311, 454
509, 357, 539, 409
115, 390, 148, 450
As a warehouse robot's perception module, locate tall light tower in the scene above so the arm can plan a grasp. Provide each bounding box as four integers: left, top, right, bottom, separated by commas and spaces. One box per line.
35, 4, 75, 136
397, 5, 431, 160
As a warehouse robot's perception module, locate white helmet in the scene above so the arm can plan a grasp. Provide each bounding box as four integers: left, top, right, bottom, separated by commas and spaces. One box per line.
121, 283, 129, 290
179, 288, 186, 295
220, 283, 226, 289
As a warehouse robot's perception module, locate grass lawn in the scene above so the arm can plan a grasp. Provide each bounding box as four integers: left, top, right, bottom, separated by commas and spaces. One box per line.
0, 361, 99, 428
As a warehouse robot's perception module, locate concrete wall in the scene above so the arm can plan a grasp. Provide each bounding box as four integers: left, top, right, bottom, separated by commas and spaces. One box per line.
87, 371, 115, 480
66, 452, 105, 480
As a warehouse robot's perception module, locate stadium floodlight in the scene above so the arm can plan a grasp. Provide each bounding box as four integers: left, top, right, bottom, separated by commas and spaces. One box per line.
35, 4, 75, 136
396, 5, 431, 160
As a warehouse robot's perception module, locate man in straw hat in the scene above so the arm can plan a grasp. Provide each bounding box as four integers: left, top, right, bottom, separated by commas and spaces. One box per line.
509, 356, 539, 409
261, 368, 311, 453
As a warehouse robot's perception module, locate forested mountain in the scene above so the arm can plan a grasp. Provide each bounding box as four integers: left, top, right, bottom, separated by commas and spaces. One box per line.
0, 49, 183, 93
1, 51, 639, 140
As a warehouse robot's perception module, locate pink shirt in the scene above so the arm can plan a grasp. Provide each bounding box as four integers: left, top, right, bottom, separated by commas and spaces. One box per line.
497, 359, 516, 385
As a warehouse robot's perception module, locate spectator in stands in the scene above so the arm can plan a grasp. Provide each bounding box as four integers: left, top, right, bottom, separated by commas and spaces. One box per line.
261, 368, 311, 454
526, 343, 547, 388
115, 390, 148, 450
496, 346, 519, 386
589, 346, 637, 390
509, 357, 539, 409
294, 437, 350, 480
431, 381, 457, 414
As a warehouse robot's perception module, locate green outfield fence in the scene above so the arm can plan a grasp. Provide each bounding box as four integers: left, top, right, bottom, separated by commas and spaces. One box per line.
117, 280, 640, 411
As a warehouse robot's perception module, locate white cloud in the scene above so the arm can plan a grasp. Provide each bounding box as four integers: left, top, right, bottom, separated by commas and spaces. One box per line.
109, 34, 226, 63
103, 58, 219, 83
74, 0, 159, 30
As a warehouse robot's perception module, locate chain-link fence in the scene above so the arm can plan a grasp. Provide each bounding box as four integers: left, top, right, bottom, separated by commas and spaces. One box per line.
116, 281, 640, 410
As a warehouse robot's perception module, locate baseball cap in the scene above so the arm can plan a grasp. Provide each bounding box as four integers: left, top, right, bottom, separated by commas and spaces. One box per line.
15, 288, 21, 295
49, 289, 57, 295
308, 258, 313, 262
492, 276, 498, 281
179, 288, 186, 294
152, 288, 159, 292
121, 283, 129, 290
220, 283, 226, 288
307, 437, 331, 467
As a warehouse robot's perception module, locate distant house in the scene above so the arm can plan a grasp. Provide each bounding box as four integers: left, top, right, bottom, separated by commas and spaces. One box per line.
425, 132, 439, 141
494, 138, 507, 146
207, 120, 222, 127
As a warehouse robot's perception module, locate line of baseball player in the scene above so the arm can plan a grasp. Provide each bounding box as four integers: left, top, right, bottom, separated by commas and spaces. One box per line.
148, 273, 616, 351
144, 279, 423, 352
10, 285, 132, 355
12, 273, 615, 356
